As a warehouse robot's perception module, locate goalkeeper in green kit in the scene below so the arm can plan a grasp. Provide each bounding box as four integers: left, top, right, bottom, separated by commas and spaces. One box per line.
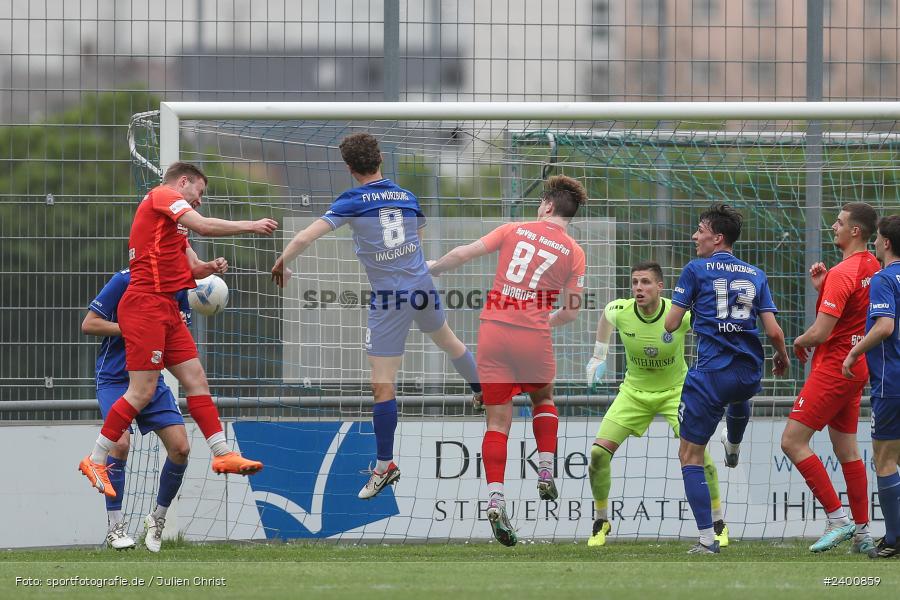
585, 261, 729, 546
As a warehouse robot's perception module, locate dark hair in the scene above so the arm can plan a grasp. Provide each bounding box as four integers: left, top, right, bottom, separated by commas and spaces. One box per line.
162, 161, 208, 185
542, 175, 588, 219
699, 202, 743, 246
339, 133, 383, 175
842, 202, 878, 240
877, 214, 900, 252
631, 260, 663, 282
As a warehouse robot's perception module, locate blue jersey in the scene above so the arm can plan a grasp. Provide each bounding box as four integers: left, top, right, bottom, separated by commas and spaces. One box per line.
865, 261, 900, 398
89, 269, 191, 387
672, 251, 778, 371
320, 178, 429, 290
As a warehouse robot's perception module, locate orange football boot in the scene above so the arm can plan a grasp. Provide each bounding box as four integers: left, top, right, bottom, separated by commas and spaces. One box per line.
79, 456, 117, 498
211, 452, 263, 475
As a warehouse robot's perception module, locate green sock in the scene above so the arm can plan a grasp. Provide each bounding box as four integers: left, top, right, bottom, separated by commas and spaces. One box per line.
589, 444, 613, 520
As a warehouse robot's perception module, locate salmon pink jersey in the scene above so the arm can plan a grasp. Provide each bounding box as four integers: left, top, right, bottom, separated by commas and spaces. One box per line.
479, 221, 586, 330
128, 185, 195, 293
811, 251, 880, 381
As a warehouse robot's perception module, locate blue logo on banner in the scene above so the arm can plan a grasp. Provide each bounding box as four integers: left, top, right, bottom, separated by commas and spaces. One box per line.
232, 421, 400, 539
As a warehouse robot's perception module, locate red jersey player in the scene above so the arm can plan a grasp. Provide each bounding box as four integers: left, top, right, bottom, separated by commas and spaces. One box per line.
428, 175, 587, 546
784, 202, 880, 554
79, 162, 278, 515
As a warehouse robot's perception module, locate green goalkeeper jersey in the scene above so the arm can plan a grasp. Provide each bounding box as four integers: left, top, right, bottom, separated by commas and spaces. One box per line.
603, 297, 690, 393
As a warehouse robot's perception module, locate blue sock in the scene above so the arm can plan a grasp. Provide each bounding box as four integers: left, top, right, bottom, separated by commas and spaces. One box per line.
877, 472, 900, 545
105, 456, 126, 512
372, 399, 398, 462
156, 458, 188, 509
451, 350, 481, 393
726, 400, 750, 444
682, 464, 713, 531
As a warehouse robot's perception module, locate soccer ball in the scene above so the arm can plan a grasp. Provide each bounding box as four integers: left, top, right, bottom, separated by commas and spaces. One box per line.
188, 275, 229, 316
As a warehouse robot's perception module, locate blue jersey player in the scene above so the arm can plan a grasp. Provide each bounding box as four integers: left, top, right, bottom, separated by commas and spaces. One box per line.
843, 214, 900, 559
272, 133, 482, 499
83, 249, 225, 552
664, 203, 789, 554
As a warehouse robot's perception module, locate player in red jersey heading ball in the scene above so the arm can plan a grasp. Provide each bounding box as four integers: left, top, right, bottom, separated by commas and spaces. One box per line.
428, 175, 587, 546
79, 162, 278, 499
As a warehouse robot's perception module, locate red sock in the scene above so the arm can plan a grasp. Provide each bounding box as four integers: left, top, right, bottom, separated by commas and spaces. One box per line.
186, 394, 223, 439
100, 397, 139, 442
796, 454, 842, 513
482, 430, 508, 485
841, 459, 869, 525
532, 404, 559, 455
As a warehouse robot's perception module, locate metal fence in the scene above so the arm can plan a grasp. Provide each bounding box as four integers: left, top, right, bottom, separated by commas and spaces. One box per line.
2, 0, 899, 412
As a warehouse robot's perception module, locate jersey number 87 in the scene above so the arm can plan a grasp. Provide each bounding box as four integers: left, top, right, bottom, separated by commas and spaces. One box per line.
505, 240, 558, 289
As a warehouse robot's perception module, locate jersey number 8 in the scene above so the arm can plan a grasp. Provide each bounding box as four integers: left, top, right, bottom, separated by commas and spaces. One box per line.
379, 207, 406, 249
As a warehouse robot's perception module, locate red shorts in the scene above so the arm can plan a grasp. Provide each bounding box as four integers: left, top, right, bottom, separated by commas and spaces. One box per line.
118, 289, 198, 372
790, 370, 864, 433
476, 320, 555, 405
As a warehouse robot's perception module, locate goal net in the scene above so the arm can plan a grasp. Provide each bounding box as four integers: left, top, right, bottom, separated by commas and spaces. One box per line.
123, 103, 895, 544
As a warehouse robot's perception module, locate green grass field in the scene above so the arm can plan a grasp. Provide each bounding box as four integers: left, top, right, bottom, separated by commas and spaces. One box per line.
0, 540, 895, 599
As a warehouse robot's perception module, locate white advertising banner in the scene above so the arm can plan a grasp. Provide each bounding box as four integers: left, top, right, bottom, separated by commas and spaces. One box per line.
0, 418, 882, 548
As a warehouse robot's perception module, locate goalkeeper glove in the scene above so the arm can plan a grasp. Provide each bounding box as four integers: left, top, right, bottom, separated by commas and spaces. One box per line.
586, 341, 609, 387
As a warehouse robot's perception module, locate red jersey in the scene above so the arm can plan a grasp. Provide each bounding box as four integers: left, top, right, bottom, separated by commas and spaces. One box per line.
479, 221, 586, 330
810, 251, 879, 381
128, 185, 196, 293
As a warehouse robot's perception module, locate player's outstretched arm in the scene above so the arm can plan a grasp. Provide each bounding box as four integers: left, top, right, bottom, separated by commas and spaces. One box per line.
271, 219, 333, 288
178, 210, 278, 238
760, 312, 789, 376
664, 304, 688, 334
186, 246, 228, 279
842, 316, 894, 378
427, 240, 490, 276
81, 310, 121, 337
791, 311, 838, 363
586, 308, 614, 385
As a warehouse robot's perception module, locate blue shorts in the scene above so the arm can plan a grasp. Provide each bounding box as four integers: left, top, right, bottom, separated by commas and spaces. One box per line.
97, 382, 184, 435
678, 360, 762, 446
872, 395, 900, 441
366, 284, 446, 357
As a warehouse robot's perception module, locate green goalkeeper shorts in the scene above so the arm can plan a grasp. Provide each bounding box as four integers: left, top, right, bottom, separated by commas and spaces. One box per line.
596, 381, 682, 443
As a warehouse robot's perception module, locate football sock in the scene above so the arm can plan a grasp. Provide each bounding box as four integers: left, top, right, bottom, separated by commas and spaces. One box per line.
488, 482, 505, 497
588, 444, 613, 520
699, 527, 716, 547
532, 404, 558, 471
450, 350, 481, 393
156, 458, 188, 510
372, 399, 398, 464
682, 464, 713, 532
703, 450, 722, 516
186, 394, 224, 440
152, 504, 168, 520
725, 400, 750, 444
482, 430, 508, 486
206, 431, 229, 457
106, 510, 124, 529
796, 454, 842, 514
840, 459, 869, 527
105, 456, 126, 512
826, 507, 850, 523
877, 472, 900, 545
95, 398, 138, 463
